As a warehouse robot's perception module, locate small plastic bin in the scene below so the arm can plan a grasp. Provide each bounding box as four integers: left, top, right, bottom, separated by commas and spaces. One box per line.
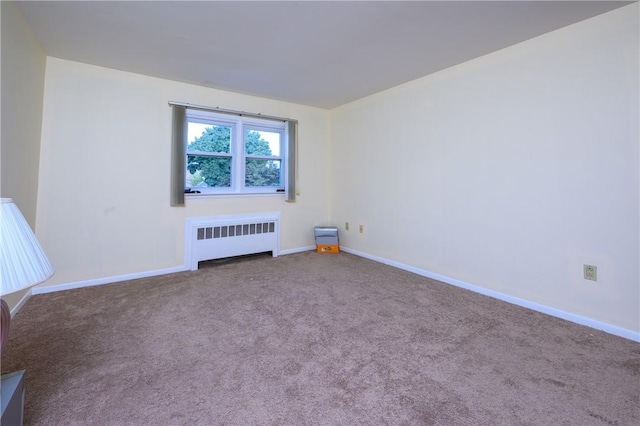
314, 226, 339, 253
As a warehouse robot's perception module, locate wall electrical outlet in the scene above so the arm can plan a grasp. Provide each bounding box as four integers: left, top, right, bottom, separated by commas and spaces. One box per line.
359, 225, 364, 233
345, 222, 349, 231
584, 264, 597, 281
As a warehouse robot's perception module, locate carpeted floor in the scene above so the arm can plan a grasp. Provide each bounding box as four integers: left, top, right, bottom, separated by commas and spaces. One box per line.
2, 251, 639, 425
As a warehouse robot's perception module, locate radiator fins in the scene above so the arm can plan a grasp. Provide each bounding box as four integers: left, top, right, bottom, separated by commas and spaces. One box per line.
196, 222, 276, 240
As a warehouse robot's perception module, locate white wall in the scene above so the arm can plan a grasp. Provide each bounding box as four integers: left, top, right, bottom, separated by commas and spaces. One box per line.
330, 5, 639, 332
35, 58, 330, 287
0, 0, 46, 226
0, 1, 47, 309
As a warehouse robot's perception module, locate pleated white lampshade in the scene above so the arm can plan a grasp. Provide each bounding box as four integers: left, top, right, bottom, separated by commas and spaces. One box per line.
0, 198, 53, 295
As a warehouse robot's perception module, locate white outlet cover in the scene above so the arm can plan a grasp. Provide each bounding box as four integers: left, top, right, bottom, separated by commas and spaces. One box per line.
584, 264, 597, 281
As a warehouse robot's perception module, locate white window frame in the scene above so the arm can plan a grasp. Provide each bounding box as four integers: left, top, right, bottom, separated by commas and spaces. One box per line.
185, 110, 286, 196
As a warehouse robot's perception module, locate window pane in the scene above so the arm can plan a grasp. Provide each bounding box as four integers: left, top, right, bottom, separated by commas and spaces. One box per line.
188, 123, 231, 154
245, 159, 281, 187
187, 155, 231, 188
245, 129, 280, 156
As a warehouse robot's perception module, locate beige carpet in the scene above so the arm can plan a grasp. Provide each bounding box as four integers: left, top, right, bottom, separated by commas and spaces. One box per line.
2, 251, 638, 425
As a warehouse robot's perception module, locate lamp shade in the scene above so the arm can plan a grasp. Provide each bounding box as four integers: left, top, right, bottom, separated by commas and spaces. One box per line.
0, 198, 53, 296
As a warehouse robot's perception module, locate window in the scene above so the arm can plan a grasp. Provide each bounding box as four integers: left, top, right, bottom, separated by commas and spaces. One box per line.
185, 110, 285, 195
170, 103, 296, 206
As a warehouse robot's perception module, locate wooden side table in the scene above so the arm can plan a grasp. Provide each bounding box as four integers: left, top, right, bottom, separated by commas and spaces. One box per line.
1, 370, 25, 426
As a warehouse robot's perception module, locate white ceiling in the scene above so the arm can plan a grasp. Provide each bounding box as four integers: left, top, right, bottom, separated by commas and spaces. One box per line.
16, 1, 632, 109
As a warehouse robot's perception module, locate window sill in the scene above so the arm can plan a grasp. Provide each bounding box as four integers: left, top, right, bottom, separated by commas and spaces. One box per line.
185, 192, 285, 200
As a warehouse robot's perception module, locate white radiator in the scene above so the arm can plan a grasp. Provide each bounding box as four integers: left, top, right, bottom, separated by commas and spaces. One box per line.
185, 212, 280, 270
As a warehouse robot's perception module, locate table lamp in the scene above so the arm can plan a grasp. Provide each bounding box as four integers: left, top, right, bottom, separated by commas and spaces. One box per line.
1, 198, 54, 352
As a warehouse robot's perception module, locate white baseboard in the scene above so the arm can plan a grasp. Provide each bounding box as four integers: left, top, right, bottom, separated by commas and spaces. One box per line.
22, 246, 636, 342
10, 291, 33, 317
340, 247, 640, 343
27, 246, 315, 297
31, 265, 189, 295
279, 245, 315, 255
